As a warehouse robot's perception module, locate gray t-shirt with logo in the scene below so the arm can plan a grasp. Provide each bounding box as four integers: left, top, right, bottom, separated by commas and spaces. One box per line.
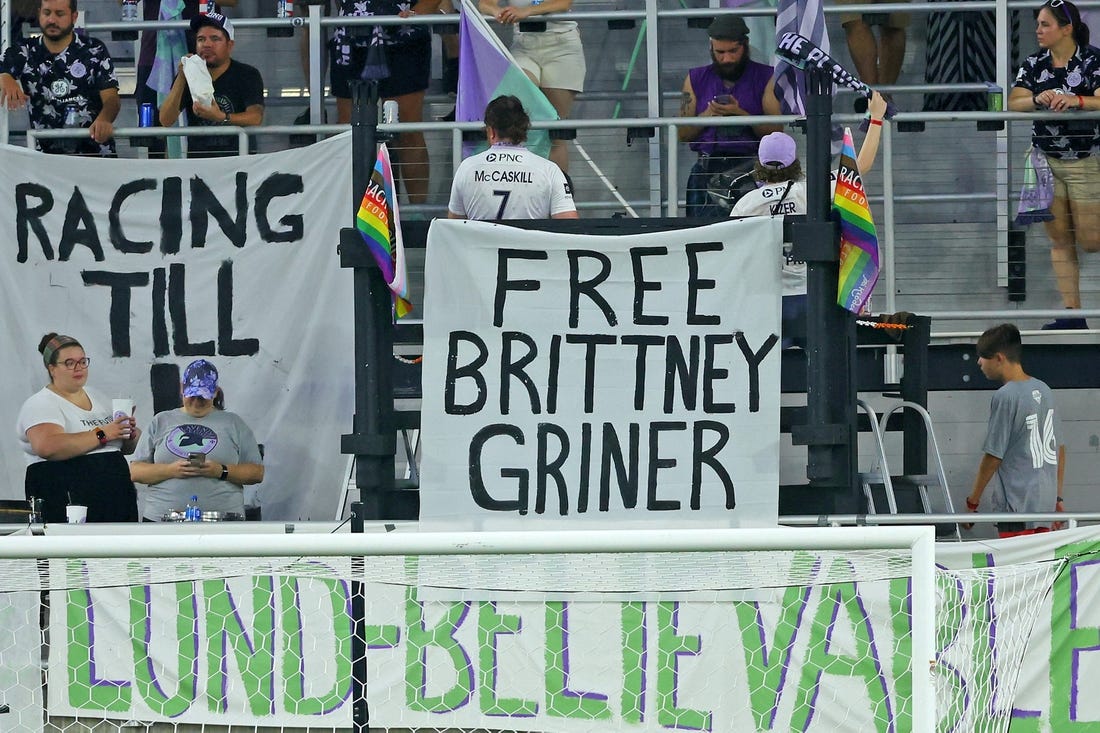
132, 407, 263, 520
982, 377, 1060, 527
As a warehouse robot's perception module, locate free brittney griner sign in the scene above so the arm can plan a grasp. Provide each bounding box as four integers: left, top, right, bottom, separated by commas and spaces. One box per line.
418, 219, 785, 528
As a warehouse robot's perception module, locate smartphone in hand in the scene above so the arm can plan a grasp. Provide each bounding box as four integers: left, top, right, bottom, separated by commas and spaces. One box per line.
188, 452, 206, 467
714, 94, 733, 104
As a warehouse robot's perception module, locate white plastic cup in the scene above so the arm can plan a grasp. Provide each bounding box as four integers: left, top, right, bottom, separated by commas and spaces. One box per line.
112, 398, 134, 439
66, 505, 88, 524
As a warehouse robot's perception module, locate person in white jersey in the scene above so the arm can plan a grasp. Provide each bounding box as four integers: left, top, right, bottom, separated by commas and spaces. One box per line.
448, 95, 578, 220
730, 90, 887, 346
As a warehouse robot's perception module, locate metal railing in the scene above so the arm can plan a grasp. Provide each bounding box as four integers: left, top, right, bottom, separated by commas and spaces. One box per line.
9, 0, 1100, 324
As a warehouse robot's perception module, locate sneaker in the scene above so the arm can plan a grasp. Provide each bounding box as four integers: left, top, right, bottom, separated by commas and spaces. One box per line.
1041, 317, 1089, 330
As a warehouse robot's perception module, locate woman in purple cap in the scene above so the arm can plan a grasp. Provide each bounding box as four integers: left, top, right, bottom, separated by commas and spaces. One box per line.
730, 91, 888, 347
130, 359, 264, 521
17, 332, 141, 523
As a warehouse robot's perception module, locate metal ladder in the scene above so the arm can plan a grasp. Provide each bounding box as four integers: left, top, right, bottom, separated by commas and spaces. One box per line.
335, 428, 421, 521
857, 400, 897, 514
861, 400, 960, 540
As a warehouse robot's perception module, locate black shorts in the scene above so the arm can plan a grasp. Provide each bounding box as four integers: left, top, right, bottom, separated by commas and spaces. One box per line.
330, 38, 431, 100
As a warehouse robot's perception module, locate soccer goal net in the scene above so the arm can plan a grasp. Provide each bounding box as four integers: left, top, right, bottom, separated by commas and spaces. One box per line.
0, 526, 1059, 732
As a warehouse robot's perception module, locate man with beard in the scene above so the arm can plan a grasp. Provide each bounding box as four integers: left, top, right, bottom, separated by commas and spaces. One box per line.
159, 11, 264, 157
0, 0, 120, 156
679, 15, 781, 217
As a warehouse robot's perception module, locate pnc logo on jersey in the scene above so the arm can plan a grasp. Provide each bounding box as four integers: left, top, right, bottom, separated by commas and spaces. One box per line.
485, 152, 522, 163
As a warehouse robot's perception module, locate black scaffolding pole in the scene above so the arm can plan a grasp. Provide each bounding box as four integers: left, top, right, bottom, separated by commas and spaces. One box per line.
788, 66, 860, 512
338, 78, 396, 733
339, 80, 397, 518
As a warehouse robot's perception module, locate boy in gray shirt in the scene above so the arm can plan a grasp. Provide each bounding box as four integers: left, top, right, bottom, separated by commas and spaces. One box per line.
966, 323, 1064, 537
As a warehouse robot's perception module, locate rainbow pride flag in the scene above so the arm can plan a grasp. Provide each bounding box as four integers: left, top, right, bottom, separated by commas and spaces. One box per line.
456, 0, 558, 159
356, 143, 412, 318
834, 127, 878, 314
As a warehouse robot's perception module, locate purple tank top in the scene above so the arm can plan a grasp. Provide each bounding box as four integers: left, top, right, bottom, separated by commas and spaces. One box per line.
688, 60, 774, 157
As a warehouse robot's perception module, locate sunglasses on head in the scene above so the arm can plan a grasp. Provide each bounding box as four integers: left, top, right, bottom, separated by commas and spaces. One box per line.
1047, 0, 1073, 22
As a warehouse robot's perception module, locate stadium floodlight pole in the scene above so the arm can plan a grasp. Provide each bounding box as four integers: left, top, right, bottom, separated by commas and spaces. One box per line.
339, 79, 397, 521
790, 66, 860, 511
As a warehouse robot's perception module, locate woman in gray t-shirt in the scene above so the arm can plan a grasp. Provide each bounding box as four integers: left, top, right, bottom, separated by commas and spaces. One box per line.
130, 359, 264, 521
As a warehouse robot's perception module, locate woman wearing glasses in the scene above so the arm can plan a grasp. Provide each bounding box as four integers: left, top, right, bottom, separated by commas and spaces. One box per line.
1009, 0, 1100, 329
16, 333, 140, 523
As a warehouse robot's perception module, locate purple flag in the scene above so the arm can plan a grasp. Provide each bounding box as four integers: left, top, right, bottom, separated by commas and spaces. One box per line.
773, 0, 830, 115
456, 0, 558, 158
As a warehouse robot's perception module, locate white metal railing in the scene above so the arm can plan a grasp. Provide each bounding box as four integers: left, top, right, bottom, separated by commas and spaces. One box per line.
8, 0, 1100, 325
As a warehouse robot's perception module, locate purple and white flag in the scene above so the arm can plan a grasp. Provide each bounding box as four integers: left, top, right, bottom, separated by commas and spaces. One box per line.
773, 0, 830, 115
456, 0, 558, 158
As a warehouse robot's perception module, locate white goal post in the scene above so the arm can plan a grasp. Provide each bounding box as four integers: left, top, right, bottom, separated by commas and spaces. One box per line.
0, 525, 939, 733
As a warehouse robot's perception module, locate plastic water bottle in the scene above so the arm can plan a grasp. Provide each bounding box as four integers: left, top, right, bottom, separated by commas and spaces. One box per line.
121, 0, 139, 22
186, 495, 201, 522
382, 100, 399, 124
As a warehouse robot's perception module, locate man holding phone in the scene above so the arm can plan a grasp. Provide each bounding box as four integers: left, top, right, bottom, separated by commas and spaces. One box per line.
679, 15, 782, 217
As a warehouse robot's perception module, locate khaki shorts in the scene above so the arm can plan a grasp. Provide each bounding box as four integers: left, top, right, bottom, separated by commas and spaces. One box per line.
835, 0, 910, 28
1047, 155, 1100, 205
512, 28, 586, 92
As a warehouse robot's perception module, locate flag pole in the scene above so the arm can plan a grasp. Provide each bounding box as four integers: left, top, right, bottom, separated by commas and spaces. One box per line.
340, 78, 395, 519
340, 78, 396, 733
790, 65, 860, 511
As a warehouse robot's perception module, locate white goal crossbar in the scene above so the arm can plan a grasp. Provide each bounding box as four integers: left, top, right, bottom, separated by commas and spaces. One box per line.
0, 525, 938, 732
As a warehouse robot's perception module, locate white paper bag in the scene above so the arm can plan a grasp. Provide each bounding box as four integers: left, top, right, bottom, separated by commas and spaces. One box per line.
181, 54, 215, 108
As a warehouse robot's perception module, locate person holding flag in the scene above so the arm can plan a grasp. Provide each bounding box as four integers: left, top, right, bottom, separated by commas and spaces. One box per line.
477, 0, 585, 174
730, 91, 887, 346
448, 94, 578, 220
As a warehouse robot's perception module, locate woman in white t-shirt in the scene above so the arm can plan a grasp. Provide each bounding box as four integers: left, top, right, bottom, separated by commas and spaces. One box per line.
16, 333, 140, 523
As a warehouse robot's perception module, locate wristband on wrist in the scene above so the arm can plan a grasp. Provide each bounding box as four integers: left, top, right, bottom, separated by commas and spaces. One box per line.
869, 118, 883, 127
220, 464, 229, 481
1056, 496, 1065, 503
1079, 95, 1086, 109
965, 496, 979, 510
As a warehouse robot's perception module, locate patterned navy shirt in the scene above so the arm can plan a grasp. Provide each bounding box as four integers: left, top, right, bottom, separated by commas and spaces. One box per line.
1014, 45, 1100, 159
330, 0, 430, 70
0, 33, 119, 156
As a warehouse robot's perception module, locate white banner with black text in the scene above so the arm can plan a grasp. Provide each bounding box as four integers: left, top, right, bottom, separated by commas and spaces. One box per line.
0, 136, 354, 521
418, 218, 785, 529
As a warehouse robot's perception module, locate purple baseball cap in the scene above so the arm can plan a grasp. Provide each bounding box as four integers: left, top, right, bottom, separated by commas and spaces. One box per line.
182, 359, 219, 399
758, 132, 798, 169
